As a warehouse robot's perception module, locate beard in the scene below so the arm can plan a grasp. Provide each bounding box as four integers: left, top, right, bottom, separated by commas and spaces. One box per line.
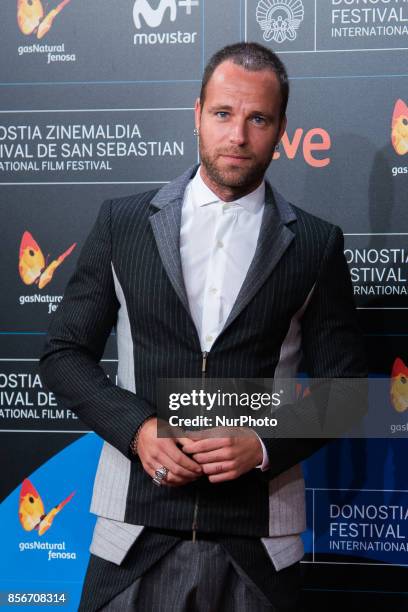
199, 141, 272, 193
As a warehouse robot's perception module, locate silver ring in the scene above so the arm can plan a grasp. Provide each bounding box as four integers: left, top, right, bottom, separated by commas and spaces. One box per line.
152, 465, 169, 486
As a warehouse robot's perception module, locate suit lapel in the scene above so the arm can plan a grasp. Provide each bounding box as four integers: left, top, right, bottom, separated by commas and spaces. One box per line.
149, 167, 195, 316
221, 183, 296, 335
148, 167, 297, 337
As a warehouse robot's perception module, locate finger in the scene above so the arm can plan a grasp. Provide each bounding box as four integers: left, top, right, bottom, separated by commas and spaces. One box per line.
201, 461, 235, 476
175, 435, 205, 453
164, 441, 203, 474
148, 437, 201, 475
157, 451, 202, 484
141, 439, 201, 483
181, 437, 231, 455
146, 458, 195, 487
177, 428, 230, 449
208, 470, 239, 483
178, 430, 211, 441
144, 461, 188, 487
192, 448, 235, 464
175, 435, 197, 446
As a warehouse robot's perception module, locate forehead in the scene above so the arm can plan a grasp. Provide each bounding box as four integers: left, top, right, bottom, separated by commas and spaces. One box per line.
204, 60, 281, 110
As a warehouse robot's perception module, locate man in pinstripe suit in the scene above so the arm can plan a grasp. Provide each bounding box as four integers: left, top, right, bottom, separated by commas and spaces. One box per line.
41, 42, 366, 611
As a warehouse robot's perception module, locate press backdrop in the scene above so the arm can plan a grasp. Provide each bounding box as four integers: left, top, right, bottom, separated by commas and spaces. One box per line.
0, 1, 407, 610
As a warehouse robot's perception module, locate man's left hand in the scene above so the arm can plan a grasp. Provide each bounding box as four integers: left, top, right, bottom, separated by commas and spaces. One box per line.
178, 429, 263, 483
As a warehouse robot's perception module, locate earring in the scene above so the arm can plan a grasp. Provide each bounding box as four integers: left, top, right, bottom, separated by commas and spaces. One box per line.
193, 128, 199, 136
275, 143, 280, 151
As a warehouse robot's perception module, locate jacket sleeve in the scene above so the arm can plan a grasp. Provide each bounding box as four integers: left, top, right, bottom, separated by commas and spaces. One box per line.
261, 225, 368, 480
39, 200, 156, 457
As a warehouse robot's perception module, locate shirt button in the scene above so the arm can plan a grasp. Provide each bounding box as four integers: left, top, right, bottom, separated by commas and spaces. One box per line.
217, 240, 224, 248
210, 287, 218, 294
206, 335, 213, 342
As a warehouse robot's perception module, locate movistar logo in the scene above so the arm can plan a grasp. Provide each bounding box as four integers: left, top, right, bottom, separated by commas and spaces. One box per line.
133, 0, 199, 30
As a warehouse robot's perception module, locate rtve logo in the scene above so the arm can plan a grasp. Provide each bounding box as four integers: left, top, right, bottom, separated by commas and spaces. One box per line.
133, 0, 199, 29
273, 127, 331, 168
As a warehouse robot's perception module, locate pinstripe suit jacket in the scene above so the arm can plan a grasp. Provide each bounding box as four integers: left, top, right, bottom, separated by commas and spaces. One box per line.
40, 165, 366, 570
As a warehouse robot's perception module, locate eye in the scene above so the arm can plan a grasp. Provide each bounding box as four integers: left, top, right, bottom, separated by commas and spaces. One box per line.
251, 115, 266, 125
215, 111, 229, 119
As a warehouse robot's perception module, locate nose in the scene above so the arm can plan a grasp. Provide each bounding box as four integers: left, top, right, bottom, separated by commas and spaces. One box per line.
229, 118, 247, 146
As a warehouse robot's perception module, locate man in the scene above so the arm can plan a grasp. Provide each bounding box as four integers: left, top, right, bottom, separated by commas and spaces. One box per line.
40, 42, 366, 611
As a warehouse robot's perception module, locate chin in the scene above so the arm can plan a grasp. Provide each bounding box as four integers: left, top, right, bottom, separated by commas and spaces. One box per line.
222, 168, 262, 187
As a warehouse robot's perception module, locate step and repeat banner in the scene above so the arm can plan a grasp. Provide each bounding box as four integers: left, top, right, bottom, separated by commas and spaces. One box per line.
0, 0, 407, 609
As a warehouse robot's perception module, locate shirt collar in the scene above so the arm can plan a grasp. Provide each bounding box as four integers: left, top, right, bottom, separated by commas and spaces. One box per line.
191, 166, 265, 214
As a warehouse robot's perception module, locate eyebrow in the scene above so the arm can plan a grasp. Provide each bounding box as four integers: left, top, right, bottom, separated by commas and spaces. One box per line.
207, 105, 234, 112
207, 104, 273, 118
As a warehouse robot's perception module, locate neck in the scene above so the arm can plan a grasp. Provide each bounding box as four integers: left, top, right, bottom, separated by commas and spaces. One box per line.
199, 166, 263, 202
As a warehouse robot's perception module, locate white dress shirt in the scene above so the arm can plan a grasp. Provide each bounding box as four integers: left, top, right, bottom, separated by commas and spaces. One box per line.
180, 167, 269, 469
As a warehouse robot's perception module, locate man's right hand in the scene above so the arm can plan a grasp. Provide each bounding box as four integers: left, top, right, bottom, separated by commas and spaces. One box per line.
136, 418, 202, 486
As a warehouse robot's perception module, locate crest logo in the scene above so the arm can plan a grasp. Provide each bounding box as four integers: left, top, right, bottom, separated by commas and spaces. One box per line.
256, 0, 304, 44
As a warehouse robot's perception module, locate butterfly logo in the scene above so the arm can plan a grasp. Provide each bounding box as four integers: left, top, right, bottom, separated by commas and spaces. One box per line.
17, 0, 71, 39
18, 231, 76, 290
390, 357, 408, 413
19, 479, 75, 536
296, 383, 310, 400
391, 99, 408, 156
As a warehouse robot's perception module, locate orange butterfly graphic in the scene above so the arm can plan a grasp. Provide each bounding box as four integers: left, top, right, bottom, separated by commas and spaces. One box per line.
19, 231, 76, 290
390, 357, 408, 413
19, 479, 75, 536
391, 99, 408, 156
296, 383, 310, 400
17, 0, 71, 39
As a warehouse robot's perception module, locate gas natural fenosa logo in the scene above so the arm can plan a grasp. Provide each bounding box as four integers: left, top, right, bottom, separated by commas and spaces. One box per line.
390, 357, 408, 413
19, 478, 75, 536
256, 0, 304, 44
17, 0, 71, 39
19, 231, 76, 290
392, 99, 408, 156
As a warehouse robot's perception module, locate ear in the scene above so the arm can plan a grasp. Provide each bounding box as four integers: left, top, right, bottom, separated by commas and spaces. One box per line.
277, 115, 287, 143
194, 97, 202, 131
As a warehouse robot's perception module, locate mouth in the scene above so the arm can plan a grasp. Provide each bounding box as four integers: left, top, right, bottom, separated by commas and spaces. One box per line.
219, 154, 252, 164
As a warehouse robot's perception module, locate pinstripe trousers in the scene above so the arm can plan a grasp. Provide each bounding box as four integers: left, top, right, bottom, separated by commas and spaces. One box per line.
79, 533, 301, 612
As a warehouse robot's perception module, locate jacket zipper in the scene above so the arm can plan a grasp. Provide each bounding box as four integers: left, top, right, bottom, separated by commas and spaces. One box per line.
192, 350, 208, 542
201, 351, 208, 377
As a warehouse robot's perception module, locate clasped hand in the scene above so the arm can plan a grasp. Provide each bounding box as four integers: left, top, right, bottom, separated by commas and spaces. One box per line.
137, 418, 263, 486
